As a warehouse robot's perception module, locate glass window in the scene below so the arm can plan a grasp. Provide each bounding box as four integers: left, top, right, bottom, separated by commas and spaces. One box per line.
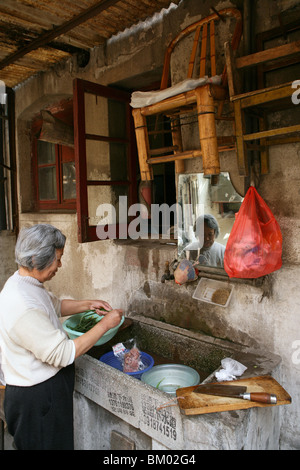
62, 162, 76, 200
37, 140, 56, 165
38, 166, 57, 200
35, 139, 76, 209
73, 78, 137, 243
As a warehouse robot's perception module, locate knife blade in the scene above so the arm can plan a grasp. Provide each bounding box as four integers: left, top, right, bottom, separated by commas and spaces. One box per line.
194, 384, 277, 404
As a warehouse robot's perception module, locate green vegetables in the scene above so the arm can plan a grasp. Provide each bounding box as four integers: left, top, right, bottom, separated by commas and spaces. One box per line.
68, 311, 100, 333
156, 378, 165, 389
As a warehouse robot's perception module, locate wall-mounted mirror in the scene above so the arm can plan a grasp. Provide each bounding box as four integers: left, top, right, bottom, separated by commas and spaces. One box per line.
177, 172, 243, 269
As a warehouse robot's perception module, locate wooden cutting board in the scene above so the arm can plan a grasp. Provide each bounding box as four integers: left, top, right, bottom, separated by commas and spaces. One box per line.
176, 375, 291, 415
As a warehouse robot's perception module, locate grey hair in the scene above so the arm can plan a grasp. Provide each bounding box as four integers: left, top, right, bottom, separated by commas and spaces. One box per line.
15, 224, 66, 271
194, 214, 220, 238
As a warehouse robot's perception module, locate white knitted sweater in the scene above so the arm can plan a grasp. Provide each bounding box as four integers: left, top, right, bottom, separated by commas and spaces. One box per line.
0, 271, 75, 386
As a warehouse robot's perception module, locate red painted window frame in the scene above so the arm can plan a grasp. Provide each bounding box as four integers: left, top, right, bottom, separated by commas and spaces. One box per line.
73, 78, 137, 243
32, 116, 76, 211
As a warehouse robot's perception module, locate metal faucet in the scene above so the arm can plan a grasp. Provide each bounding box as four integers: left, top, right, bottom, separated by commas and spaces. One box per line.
161, 261, 175, 283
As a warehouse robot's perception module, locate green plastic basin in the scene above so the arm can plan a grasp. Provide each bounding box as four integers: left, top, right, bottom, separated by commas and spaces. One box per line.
63, 311, 124, 346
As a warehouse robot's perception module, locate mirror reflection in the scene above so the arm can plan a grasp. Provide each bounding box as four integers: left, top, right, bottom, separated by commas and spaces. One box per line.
177, 172, 243, 268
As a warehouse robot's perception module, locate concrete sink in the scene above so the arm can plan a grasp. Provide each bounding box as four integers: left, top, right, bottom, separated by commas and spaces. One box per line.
74, 314, 282, 450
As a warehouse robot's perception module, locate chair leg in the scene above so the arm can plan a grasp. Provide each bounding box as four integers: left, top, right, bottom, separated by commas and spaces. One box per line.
132, 108, 153, 181
195, 85, 220, 175
233, 99, 248, 176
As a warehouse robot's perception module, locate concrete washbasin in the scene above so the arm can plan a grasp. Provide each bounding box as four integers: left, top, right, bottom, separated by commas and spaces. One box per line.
87, 314, 280, 383
74, 314, 282, 450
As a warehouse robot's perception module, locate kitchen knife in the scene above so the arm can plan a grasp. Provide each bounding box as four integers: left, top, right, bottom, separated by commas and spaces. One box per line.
194, 384, 277, 404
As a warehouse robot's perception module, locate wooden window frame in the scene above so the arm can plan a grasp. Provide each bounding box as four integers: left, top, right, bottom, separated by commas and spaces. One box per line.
73, 78, 137, 243
32, 120, 76, 211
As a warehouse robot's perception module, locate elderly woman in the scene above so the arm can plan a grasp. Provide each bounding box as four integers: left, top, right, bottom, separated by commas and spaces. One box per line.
0, 224, 123, 450
184, 214, 225, 267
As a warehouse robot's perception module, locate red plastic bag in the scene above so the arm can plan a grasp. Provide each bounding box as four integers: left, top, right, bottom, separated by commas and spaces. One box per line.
224, 186, 282, 278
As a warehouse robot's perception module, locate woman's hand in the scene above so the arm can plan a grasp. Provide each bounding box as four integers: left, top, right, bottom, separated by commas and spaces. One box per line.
99, 309, 123, 328
88, 300, 112, 315
73, 308, 123, 358
61, 299, 113, 317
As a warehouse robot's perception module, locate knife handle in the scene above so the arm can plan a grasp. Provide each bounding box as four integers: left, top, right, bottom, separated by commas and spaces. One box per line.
243, 392, 277, 404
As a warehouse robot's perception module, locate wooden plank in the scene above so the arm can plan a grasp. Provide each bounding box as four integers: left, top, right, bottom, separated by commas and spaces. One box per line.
243, 124, 300, 141
236, 83, 294, 108
39, 110, 74, 147
259, 114, 269, 174
236, 41, 300, 69
233, 100, 248, 175
231, 81, 293, 102
176, 375, 292, 416
265, 136, 300, 145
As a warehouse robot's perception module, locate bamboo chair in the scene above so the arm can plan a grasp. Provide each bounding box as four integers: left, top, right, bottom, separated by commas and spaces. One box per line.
131, 8, 243, 182
225, 39, 300, 175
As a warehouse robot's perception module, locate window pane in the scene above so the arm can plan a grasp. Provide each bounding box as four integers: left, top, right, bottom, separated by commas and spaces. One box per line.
37, 140, 56, 165
86, 140, 128, 181
38, 166, 57, 200
62, 162, 76, 200
108, 99, 126, 139
84, 94, 127, 139
84, 93, 108, 136
109, 143, 127, 180
87, 185, 128, 226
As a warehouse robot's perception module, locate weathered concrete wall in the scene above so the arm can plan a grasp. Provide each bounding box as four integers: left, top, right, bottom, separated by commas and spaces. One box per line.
11, 0, 300, 449
0, 231, 16, 290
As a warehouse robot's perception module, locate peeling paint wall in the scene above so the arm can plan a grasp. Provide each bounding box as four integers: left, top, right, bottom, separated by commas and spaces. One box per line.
11, 0, 300, 449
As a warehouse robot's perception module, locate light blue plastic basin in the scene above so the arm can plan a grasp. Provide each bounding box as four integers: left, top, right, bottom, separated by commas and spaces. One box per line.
141, 364, 200, 396
63, 311, 124, 346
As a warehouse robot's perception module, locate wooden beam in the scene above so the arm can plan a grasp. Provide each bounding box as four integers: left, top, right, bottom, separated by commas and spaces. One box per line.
0, 0, 121, 70
235, 41, 300, 69
38, 111, 74, 147
237, 83, 294, 108
243, 124, 300, 141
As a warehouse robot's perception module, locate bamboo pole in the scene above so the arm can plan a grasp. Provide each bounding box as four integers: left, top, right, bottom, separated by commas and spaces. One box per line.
132, 108, 153, 181
195, 85, 220, 175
